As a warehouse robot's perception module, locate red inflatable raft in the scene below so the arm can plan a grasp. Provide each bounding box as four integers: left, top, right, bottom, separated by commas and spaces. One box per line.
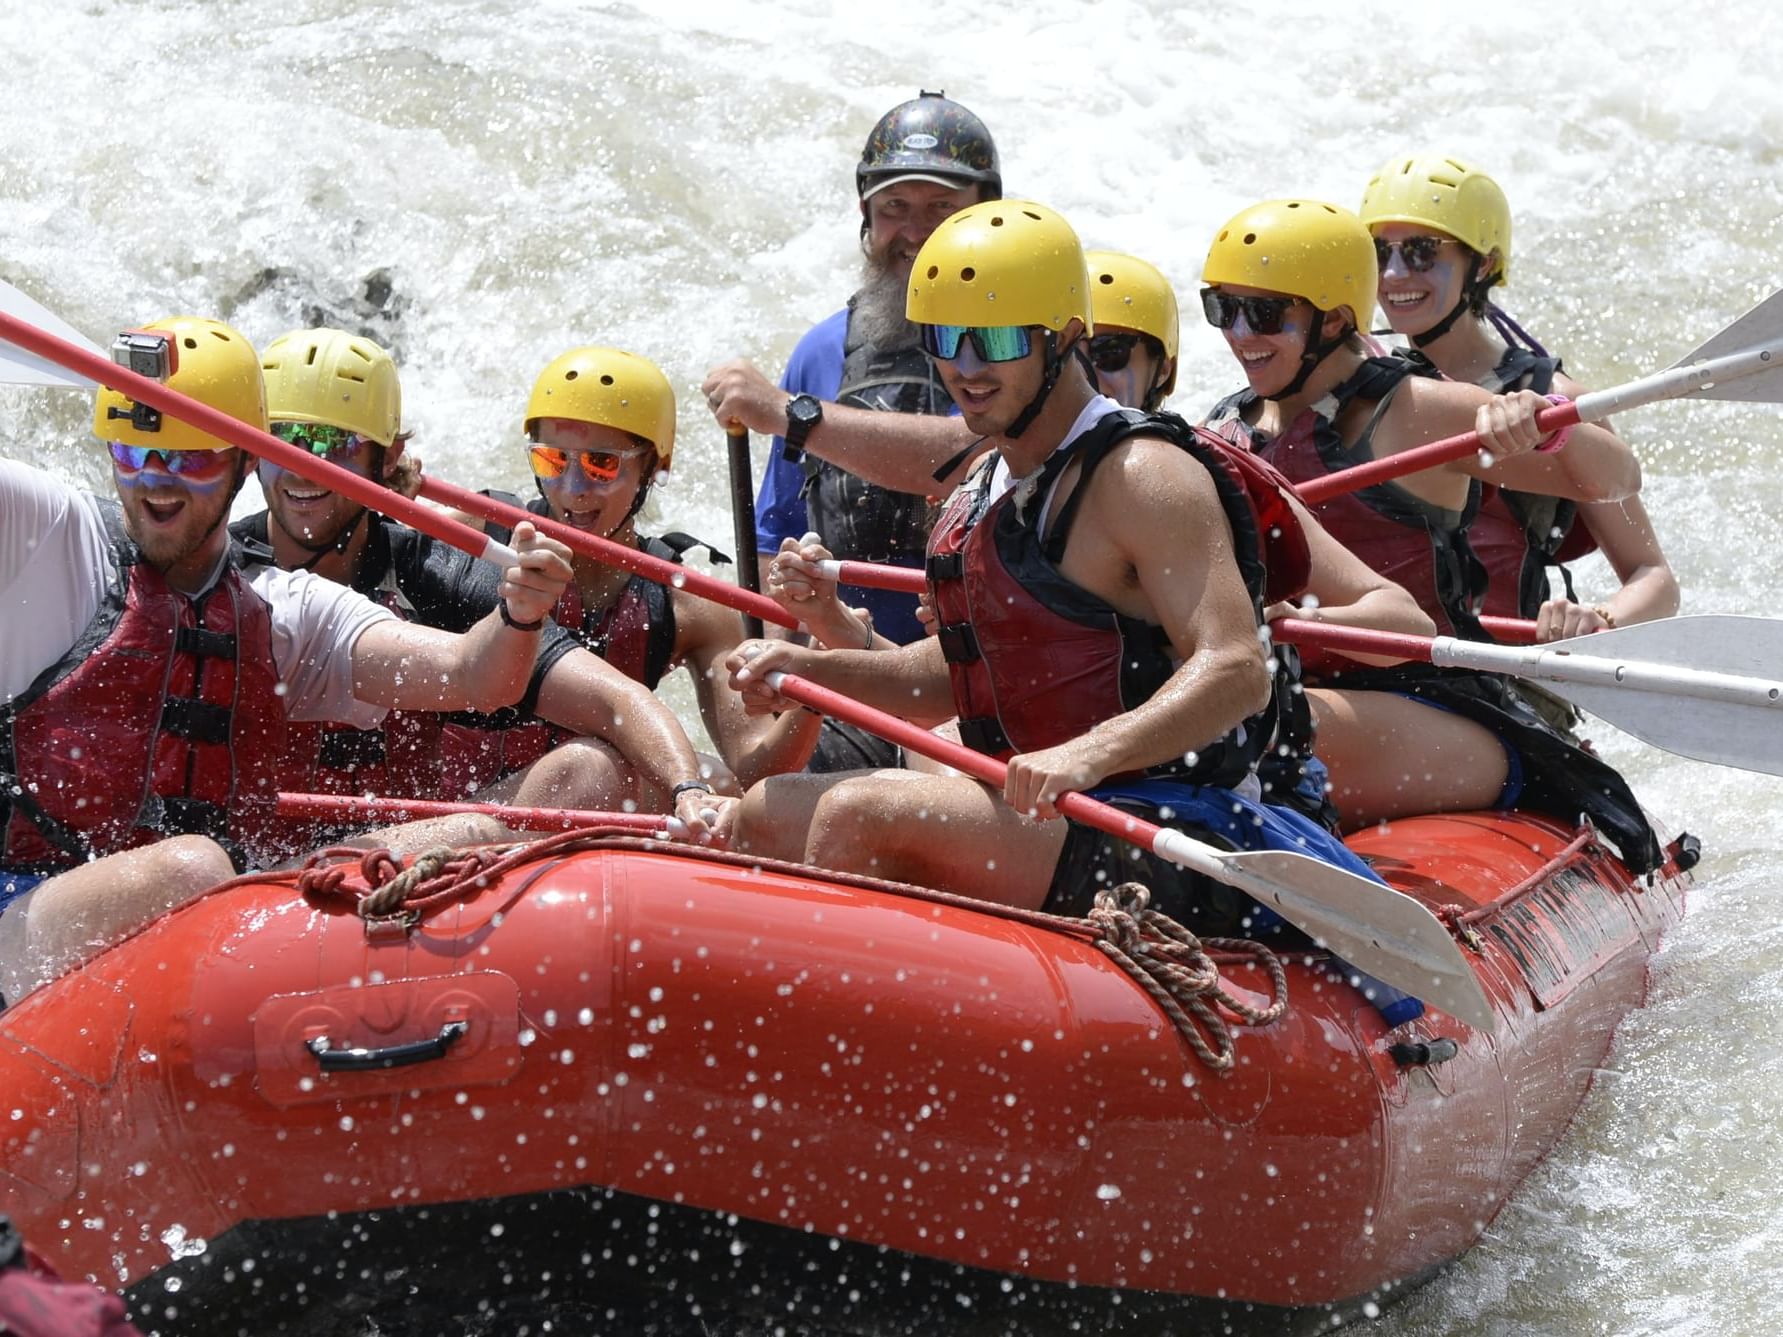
0, 811, 1690, 1322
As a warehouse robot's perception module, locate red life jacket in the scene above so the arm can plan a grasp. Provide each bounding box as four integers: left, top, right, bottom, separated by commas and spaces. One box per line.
0, 508, 288, 873
924, 408, 1305, 787
1206, 356, 1488, 668
1447, 346, 1598, 618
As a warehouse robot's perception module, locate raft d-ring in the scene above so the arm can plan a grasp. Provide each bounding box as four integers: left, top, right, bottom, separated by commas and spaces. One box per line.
307, 1019, 469, 1072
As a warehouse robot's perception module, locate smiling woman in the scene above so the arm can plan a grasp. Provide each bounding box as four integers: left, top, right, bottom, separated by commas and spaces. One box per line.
1360, 153, 1682, 642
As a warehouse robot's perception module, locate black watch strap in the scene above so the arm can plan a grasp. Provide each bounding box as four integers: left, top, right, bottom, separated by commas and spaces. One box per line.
783, 393, 823, 456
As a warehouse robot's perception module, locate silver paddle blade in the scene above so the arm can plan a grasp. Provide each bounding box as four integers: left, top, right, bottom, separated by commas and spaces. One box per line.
0, 278, 100, 387
1214, 846, 1497, 1031
1667, 286, 1783, 403
1545, 615, 1783, 776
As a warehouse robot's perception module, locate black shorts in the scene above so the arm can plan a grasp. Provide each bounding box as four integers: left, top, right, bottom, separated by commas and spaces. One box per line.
1043, 803, 1255, 935
805, 718, 903, 774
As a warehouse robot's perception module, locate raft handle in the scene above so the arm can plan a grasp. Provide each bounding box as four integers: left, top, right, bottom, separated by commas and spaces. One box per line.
307, 1020, 470, 1073
1388, 1037, 1459, 1068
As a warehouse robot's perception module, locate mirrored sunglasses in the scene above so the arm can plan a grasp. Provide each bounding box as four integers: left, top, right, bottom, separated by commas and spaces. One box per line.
529, 444, 647, 483
918, 324, 1035, 364
1087, 333, 1146, 373
1373, 235, 1452, 274
107, 441, 237, 482
1200, 289, 1300, 336
269, 421, 381, 465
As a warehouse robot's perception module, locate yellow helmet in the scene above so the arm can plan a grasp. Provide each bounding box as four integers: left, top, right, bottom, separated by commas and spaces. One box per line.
1201, 200, 1377, 329
907, 199, 1092, 334
524, 346, 677, 468
1086, 249, 1179, 396
261, 328, 403, 447
1360, 153, 1511, 285
92, 316, 266, 452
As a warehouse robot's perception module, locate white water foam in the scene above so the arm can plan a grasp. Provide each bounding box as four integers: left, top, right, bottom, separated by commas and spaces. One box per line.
4, 2, 1783, 1330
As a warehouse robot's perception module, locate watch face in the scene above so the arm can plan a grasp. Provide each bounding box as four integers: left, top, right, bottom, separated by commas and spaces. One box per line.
790, 396, 821, 425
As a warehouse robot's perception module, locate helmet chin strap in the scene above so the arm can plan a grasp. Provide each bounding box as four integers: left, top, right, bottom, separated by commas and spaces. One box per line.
1277, 310, 1351, 400
1004, 331, 1067, 439
293, 507, 369, 572
1410, 253, 1485, 349
283, 446, 386, 572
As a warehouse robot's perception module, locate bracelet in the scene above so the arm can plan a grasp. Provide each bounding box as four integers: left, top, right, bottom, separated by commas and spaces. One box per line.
1538, 394, 1577, 455
1591, 604, 1617, 628
671, 780, 713, 801
499, 599, 544, 631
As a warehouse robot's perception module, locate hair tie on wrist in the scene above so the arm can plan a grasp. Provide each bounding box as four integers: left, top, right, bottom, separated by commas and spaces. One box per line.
1537, 393, 1577, 455
499, 599, 544, 631
671, 780, 713, 800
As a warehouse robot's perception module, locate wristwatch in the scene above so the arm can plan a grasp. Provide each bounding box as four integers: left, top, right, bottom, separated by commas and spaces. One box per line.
783, 393, 824, 455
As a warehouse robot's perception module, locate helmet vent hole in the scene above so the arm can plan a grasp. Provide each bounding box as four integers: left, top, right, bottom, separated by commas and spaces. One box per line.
1242, 232, 1258, 246
1097, 273, 1114, 285
1286, 202, 1301, 209
184, 337, 199, 350
959, 267, 976, 282
600, 374, 615, 386
565, 370, 579, 381
341, 371, 366, 384
926, 264, 939, 279
305, 346, 319, 366
988, 215, 1003, 227
1022, 210, 1041, 220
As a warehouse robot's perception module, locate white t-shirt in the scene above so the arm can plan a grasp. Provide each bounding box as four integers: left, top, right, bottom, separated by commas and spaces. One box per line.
0, 460, 392, 726
985, 393, 1123, 534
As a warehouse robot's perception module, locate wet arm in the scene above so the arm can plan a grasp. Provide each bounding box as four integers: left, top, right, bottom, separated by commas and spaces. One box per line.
1568, 494, 1680, 628
1278, 496, 1435, 665
702, 359, 987, 493
1453, 386, 1642, 503
1068, 446, 1272, 777
532, 648, 705, 796
348, 614, 543, 714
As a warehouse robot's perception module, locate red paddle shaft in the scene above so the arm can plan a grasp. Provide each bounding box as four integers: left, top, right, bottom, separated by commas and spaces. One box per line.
276, 792, 669, 833
418, 476, 797, 632
0, 311, 524, 570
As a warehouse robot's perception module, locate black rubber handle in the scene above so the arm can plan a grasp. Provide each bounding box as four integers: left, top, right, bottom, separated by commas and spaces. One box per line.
1388, 1036, 1460, 1067
307, 1020, 469, 1072
728, 428, 765, 639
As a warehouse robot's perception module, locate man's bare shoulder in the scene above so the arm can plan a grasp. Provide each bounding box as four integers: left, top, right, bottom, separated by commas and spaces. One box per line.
1092, 433, 1229, 512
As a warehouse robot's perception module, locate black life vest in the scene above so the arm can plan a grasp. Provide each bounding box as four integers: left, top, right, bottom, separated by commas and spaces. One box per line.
438, 496, 721, 797
1207, 355, 1489, 660
924, 408, 1307, 789
0, 505, 288, 873
797, 297, 949, 563
1436, 345, 1597, 618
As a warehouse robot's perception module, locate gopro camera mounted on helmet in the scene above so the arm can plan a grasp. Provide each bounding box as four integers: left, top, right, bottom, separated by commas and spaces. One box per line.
105, 329, 178, 432
110, 330, 178, 381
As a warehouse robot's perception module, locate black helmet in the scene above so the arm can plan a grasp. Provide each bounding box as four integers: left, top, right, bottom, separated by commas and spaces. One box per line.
855, 91, 1002, 202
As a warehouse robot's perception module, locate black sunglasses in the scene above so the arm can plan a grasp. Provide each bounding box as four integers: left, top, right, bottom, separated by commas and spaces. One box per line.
1373, 235, 1453, 273
1200, 289, 1300, 335
1086, 333, 1147, 373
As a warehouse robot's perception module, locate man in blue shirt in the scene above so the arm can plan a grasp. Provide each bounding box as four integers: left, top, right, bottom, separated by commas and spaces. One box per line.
702, 92, 1002, 769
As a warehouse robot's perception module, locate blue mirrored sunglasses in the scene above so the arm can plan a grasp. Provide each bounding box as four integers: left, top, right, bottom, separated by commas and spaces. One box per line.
918, 324, 1035, 363
106, 441, 236, 481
